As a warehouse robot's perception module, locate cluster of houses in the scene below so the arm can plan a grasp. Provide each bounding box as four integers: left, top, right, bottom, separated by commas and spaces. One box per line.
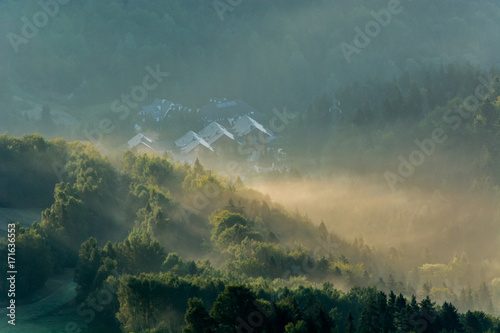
136, 98, 191, 130
124, 98, 276, 164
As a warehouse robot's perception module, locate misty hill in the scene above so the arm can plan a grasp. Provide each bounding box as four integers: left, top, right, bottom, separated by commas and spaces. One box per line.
0, 133, 499, 332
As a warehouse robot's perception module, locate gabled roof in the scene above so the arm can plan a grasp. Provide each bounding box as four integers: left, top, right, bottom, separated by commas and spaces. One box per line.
126, 133, 154, 150
231, 115, 272, 137
133, 141, 156, 152
175, 130, 214, 154
198, 121, 235, 145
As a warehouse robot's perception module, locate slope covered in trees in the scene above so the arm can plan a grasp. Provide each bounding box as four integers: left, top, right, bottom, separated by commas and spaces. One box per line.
0, 134, 499, 332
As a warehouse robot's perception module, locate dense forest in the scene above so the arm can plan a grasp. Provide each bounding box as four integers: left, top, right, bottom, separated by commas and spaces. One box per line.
1, 0, 500, 332
0, 133, 499, 332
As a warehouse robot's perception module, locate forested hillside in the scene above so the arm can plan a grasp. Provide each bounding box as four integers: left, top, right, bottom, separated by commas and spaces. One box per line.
0, 134, 499, 332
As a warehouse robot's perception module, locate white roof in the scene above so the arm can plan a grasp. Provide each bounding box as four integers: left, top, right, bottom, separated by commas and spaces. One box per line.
175, 130, 214, 154
231, 115, 272, 137
198, 121, 235, 145
127, 133, 153, 149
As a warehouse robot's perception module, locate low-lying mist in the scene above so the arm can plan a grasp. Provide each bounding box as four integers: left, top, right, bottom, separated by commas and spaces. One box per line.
249, 174, 500, 287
